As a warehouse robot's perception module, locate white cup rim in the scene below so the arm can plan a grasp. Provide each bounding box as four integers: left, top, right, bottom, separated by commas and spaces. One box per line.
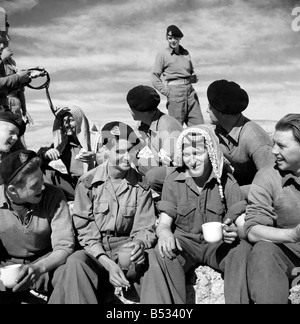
1, 264, 22, 270
202, 221, 222, 227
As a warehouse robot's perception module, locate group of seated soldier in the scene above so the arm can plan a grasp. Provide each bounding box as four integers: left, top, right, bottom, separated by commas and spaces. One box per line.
0, 79, 299, 305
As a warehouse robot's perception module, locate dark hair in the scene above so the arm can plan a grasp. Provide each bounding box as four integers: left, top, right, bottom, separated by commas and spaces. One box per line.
275, 114, 300, 144
9, 157, 41, 188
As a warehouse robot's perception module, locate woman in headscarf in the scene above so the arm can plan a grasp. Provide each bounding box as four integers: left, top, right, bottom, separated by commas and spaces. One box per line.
37, 105, 102, 202
138, 124, 252, 304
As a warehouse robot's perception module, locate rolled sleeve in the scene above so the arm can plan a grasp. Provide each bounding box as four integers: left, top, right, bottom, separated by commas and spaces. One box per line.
157, 200, 177, 219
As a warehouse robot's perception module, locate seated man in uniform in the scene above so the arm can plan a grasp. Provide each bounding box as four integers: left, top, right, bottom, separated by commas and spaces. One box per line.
0, 150, 107, 304
206, 79, 275, 199
72, 121, 157, 302
126, 85, 183, 196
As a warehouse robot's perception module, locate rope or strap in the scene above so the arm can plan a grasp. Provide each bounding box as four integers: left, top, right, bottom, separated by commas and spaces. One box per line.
26, 68, 56, 116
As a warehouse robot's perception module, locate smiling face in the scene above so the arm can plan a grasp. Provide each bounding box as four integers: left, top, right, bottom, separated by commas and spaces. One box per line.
12, 168, 45, 205
0, 121, 19, 153
166, 35, 181, 50
62, 113, 76, 137
272, 129, 300, 176
108, 138, 137, 172
182, 136, 212, 178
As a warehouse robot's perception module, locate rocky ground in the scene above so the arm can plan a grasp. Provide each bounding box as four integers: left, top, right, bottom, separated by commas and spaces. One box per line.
115, 265, 300, 305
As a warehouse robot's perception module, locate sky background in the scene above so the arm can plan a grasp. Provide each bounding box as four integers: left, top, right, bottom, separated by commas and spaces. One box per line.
1, 0, 300, 147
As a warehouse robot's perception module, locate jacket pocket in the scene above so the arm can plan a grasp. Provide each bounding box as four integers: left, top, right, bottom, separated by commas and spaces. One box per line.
93, 200, 109, 230
176, 203, 197, 231
94, 200, 109, 214
120, 205, 137, 218
205, 203, 224, 223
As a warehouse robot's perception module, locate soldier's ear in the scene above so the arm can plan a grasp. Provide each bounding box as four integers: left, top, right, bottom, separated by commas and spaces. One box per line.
7, 184, 19, 197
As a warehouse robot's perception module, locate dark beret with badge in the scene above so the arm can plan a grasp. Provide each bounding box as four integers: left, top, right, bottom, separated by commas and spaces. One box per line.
166, 25, 184, 38
207, 79, 249, 114
126, 85, 160, 112
0, 149, 37, 185
0, 109, 26, 136
101, 121, 140, 147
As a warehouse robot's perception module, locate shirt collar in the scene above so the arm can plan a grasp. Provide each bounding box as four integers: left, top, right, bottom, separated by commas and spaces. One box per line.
166, 45, 185, 56
217, 114, 248, 144
280, 168, 300, 187
174, 169, 217, 186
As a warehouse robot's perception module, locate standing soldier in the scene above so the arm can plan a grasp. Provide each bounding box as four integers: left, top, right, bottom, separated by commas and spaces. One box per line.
151, 25, 204, 127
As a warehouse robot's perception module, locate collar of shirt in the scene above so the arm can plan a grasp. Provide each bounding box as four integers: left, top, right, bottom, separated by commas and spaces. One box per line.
280, 168, 300, 187
90, 161, 140, 188
167, 45, 186, 56
0, 185, 33, 225
139, 110, 164, 138
174, 170, 217, 194
217, 114, 248, 145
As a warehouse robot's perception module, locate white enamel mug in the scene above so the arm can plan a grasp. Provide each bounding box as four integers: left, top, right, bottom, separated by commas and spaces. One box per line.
202, 222, 224, 243
0, 264, 22, 289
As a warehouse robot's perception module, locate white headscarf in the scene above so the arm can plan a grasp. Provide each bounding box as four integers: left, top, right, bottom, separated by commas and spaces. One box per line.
52, 105, 101, 172
53, 105, 100, 153
175, 124, 224, 199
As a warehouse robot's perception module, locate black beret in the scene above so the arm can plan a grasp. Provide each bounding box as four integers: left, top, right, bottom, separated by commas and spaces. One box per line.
166, 25, 184, 38
126, 85, 160, 112
207, 80, 249, 114
101, 121, 140, 147
0, 149, 37, 185
0, 109, 26, 136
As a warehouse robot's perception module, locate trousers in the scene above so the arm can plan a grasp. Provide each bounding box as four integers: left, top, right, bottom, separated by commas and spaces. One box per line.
138, 230, 252, 304
247, 242, 300, 304
167, 84, 204, 126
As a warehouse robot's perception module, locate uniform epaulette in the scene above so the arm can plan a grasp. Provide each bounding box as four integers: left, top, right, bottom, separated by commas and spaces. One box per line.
138, 176, 151, 191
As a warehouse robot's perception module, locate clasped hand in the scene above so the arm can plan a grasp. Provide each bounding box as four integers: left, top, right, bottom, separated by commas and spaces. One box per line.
108, 240, 145, 290
12, 264, 42, 293
222, 218, 238, 244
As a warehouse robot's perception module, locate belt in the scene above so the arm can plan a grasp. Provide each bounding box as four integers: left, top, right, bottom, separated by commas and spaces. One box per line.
101, 230, 122, 237
167, 78, 190, 85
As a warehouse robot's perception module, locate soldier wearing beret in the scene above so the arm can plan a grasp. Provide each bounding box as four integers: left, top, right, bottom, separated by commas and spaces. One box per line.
0, 149, 105, 303
151, 25, 204, 127
0, 109, 26, 162
72, 121, 157, 301
126, 85, 183, 195
206, 79, 275, 198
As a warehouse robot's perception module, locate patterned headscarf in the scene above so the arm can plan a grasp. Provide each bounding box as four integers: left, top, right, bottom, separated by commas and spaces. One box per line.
52, 105, 99, 154
175, 124, 224, 199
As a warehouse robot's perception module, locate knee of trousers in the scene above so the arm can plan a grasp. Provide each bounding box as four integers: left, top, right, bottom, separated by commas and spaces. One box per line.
248, 242, 279, 269
234, 239, 253, 259
65, 250, 91, 268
